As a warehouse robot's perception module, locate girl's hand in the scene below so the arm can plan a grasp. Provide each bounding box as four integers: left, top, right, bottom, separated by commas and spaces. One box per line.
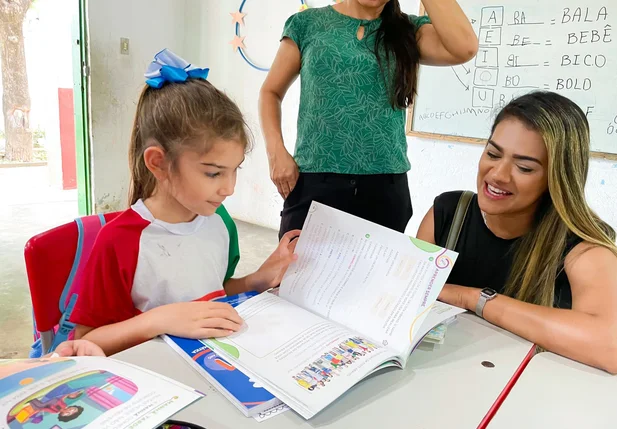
251, 229, 301, 292
52, 340, 106, 357
153, 301, 244, 339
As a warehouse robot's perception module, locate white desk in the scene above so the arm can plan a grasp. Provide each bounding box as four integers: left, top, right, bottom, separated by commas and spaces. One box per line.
114, 314, 533, 429
489, 352, 617, 429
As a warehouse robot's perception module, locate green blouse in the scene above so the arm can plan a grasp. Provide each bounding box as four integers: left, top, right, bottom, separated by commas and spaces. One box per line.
282, 5, 430, 175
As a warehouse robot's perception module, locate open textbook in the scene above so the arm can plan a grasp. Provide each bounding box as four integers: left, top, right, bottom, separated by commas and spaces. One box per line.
204, 202, 465, 419
163, 292, 291, 421
0, 356, 202, 429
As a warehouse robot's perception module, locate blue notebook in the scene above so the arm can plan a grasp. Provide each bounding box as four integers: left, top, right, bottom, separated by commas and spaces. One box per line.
162, 291, 282, 417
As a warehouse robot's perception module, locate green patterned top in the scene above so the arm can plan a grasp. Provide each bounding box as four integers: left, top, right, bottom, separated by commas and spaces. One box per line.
282, 6, 430, 175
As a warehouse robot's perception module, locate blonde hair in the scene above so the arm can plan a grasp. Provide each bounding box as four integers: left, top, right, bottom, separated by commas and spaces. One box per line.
128, 78, 251, 206
494, 92, 617, 307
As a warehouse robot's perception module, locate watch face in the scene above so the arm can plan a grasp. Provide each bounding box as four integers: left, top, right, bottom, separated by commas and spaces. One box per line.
481, 288, 497, 297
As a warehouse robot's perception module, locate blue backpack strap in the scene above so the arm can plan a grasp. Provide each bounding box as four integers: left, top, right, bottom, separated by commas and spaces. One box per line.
31, 308, 40, 340
49, 214, 106, 353
29, 309, 43, 358
58, 217, 86, 314
49, 294, 78, 353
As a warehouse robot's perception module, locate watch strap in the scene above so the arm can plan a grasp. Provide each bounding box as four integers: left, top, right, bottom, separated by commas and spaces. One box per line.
475, 293, 487, 318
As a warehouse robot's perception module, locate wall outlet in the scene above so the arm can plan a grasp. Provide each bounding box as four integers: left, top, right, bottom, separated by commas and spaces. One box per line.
120, 38, 129, 55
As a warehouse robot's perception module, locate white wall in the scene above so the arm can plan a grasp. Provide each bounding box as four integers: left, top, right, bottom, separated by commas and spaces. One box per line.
89, 0, 617, 233
88, 0, 190, 212
181, 0, 306, 229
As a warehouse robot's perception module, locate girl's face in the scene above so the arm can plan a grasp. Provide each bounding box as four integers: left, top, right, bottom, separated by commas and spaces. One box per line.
476, 118, 549, 217
168, 139, 245, 217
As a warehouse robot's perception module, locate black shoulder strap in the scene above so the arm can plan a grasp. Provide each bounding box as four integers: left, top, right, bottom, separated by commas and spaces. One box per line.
445, 191, 474, 251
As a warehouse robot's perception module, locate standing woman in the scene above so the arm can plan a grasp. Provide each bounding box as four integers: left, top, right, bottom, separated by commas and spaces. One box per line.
260, 0, 478, 238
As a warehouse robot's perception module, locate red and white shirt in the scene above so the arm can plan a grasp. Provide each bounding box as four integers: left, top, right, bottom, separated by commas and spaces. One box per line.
70, 199, 240, 328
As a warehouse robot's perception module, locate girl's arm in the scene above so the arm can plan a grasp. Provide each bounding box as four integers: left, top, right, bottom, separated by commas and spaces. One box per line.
75, 313, 159, 356
75, 301, 243, 356
224, 229, 301, 295
416, 207, 617, 374
259, 38, 301, 199
416, 0, 479, 65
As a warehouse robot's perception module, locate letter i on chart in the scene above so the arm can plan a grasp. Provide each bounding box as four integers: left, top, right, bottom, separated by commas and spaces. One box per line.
473, 6, 503, 108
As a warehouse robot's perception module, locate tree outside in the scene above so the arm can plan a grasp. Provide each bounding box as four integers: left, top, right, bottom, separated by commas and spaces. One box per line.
0, 0, 34, 162
0, 0, 78, 359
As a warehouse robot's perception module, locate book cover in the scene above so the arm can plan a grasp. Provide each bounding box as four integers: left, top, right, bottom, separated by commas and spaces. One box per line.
162, 291, 281, 418
163, 335, 281, 418
0, 356, 202, 429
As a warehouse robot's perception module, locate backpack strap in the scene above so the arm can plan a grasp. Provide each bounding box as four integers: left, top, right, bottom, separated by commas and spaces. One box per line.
49, 214, 106, 353
29, 310, 43, 358
445, 191, 474, 251
59, 214, 106, 312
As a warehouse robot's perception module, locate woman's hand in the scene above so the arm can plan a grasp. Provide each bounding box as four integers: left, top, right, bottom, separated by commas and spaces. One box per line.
51, 340, 106, 357
260, 37, 301, 199
152, 301, 244, 339
268, 148, 299, 199
251, 229, 301, 292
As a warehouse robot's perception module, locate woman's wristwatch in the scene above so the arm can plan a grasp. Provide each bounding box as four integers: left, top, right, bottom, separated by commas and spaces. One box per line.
475, 288, 497, 318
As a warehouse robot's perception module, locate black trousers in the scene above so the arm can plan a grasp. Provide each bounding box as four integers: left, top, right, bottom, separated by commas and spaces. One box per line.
279, 172, 413, 239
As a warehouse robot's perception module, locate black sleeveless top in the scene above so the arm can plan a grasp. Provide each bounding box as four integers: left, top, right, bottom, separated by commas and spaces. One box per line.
433, 191, 582, 309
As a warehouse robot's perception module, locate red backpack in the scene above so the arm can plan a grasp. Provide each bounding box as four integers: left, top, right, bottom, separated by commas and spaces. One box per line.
25, 213, 120, 357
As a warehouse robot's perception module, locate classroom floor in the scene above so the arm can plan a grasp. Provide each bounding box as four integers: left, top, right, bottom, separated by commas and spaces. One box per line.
0, 166, 278, 358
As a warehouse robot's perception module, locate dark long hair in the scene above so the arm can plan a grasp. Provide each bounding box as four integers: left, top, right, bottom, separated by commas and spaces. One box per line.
374, 0, 421, 109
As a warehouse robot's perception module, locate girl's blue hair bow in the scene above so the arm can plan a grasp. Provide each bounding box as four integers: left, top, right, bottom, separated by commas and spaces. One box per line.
144, 49, 210, 89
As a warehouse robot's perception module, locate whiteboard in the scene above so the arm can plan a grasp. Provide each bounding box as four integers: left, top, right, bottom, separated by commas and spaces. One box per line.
408, 1, 617, 158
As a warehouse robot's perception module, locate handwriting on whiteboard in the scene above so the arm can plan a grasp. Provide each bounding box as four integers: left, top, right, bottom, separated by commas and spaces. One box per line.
412, 2, 616, 152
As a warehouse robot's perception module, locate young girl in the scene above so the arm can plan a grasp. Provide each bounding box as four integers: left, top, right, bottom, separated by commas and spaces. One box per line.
71, 50, 300, 356
416, 92, 617, 373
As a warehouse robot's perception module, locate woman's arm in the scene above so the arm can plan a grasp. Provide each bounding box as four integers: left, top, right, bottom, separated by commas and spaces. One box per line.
417, 0, 478, 65
441, 246, 617, 374
259, 39, 301, 199
443, 244, 617, 374
416, 206, 436, 243
417, 207, 617, 373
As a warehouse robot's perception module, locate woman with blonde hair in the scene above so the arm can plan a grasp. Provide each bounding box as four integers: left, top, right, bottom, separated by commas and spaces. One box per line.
416, 91, 617, 373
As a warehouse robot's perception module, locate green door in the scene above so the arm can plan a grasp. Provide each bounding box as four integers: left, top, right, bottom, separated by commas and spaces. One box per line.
72, 0, 92, 215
